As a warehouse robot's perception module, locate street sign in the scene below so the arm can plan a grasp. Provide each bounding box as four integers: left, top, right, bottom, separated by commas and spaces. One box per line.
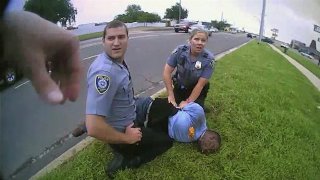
314, 24, 320, 33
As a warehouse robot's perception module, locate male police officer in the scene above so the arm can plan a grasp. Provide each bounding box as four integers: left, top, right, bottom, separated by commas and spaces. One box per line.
85, 20, 172, 178
163, 28, 215, 109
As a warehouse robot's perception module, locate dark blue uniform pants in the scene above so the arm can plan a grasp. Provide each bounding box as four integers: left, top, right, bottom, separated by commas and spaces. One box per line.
109, 98, 174, 167
173, 83, 210, 108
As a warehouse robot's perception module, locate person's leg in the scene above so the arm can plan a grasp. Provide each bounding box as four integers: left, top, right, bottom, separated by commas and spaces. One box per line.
134, 96, 153, 127
107, 128, 172, 177
137, 127, 173, 164
147, 98, 178, 133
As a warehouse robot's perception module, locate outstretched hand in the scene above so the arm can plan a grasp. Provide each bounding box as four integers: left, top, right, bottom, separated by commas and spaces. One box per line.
2, 11, 81, 104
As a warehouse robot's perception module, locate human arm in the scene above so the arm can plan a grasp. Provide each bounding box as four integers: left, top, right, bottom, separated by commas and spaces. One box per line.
186, 77, 208, 103
1, 11, 81, 104
86, 115, 142, 144
163, 63, 177, 107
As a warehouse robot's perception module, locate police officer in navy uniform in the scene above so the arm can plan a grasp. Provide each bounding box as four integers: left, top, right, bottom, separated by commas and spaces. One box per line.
85, 20, 172, 178
163, 28, 215, 109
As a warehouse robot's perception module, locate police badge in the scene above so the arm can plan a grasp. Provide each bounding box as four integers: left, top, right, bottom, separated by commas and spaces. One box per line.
95, 75, 110, 94
195, 61, 202, 69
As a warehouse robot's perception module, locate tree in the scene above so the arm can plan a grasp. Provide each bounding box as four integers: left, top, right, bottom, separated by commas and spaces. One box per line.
164, 3, 188, 21
115, 4, 161, 23
24, 0, 77, 26
211, 20, 231, 31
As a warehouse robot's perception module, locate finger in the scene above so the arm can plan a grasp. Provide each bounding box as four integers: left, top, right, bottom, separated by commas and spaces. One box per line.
128, 123, 134, 128
63, 37, 81, 101
27, 53, 63, 104
51, 35, 81, 102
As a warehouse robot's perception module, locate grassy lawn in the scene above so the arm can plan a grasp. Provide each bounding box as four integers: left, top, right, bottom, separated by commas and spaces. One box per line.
39, 41, 320, 179
276, 46, 320, 79
78, 31, 103, 41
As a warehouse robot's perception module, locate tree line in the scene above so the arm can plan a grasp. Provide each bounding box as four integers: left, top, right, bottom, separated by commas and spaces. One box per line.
24, 0, 230, 30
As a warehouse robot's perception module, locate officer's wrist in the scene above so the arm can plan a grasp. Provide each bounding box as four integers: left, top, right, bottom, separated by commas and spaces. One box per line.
186, 98, 193, 103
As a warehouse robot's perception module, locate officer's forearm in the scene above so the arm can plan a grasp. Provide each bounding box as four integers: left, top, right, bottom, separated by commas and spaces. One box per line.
188, 78, 208, 102
163, 65, 174, 96
86, 115, 129, 144
188, 84, 203, 102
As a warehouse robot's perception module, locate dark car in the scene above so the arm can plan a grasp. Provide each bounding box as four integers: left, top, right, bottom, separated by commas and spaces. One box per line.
261, 37, 274, 44
247, 33, 253, 38
174, 21, 196, 33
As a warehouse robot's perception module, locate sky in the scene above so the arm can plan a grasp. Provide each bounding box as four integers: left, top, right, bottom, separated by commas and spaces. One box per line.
7, 0, 320, 49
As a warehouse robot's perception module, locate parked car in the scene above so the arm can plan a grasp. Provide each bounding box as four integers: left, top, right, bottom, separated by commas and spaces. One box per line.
209, 27, 219, 33
0, 59, 22, 86
300, 52, 313, 59
280, 43, 289, 49
188, 24, 213, 36
261, 37, 274, 44
174, 21, 196, 33
247, 33, 253, 38
66, 26, 78, 30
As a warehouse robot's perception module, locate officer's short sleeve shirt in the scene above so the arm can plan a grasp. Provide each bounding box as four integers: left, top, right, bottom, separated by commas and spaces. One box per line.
86, 53, 135, 131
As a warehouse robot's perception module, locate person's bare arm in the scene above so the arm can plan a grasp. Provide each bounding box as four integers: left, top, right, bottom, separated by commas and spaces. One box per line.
86, 115, 142, 144
2, 11, 81, 104
163, 64, 177, 107
187, 77, 208, 102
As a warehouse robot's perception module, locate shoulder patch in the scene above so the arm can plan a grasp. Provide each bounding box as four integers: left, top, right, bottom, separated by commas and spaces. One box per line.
95, 75, 110, 94
210, 59, 215, 67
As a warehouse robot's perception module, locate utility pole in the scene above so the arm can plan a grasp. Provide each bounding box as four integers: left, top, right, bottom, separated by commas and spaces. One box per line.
258, 0, 266, 43
221, 12, 223, 22
178, 0, 181, 23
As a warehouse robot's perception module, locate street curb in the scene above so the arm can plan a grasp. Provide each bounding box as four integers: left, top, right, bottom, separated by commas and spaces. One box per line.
30, 39, 251, 180
269, 44, 320, 91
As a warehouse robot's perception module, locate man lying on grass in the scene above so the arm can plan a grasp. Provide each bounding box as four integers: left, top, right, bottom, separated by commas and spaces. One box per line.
73, 97, 221, 172
143, 97, 221, 154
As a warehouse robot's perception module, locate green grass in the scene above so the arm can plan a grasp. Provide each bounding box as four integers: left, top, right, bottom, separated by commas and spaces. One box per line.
78, 31, 103, 41
277, 46, 320, 79
39, 41, 320, 180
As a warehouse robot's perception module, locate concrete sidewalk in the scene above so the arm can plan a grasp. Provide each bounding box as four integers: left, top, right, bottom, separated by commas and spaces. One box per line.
270, 44, 320, 91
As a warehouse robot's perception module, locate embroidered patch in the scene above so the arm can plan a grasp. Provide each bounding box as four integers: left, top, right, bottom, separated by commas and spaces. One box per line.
188, 126, 195, 139
210, 59, 215, 67
95, 75, 110, 94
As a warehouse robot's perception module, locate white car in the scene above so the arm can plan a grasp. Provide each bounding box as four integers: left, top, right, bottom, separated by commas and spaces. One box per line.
188, 24, 213, 36
300, 52, 313, 59
280, 43, 289, 49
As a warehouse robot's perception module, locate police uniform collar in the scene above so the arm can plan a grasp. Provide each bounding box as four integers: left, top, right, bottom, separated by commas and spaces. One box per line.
103, 53, 125, 69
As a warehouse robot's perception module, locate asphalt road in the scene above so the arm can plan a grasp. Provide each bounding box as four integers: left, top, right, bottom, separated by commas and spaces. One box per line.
0, 31, 250, 179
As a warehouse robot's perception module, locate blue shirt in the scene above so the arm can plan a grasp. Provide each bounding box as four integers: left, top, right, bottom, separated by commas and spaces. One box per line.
86, 53, 135, 131
167, 44, 215, 88
168, 102, 207, 142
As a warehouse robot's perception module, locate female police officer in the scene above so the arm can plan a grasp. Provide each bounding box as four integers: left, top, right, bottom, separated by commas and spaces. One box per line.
163, 28, 215, 109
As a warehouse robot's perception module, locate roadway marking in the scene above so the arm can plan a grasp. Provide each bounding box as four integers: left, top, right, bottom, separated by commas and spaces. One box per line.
81, 55, 98, 62
14, 80, 30, 89
80, 34, 160, 49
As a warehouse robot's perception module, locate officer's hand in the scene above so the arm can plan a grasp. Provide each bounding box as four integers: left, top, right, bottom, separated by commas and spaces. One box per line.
3, 11, 81, 105
168, 94, 177, 107
178, 101, 188, 109
124, 123, 142, 144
